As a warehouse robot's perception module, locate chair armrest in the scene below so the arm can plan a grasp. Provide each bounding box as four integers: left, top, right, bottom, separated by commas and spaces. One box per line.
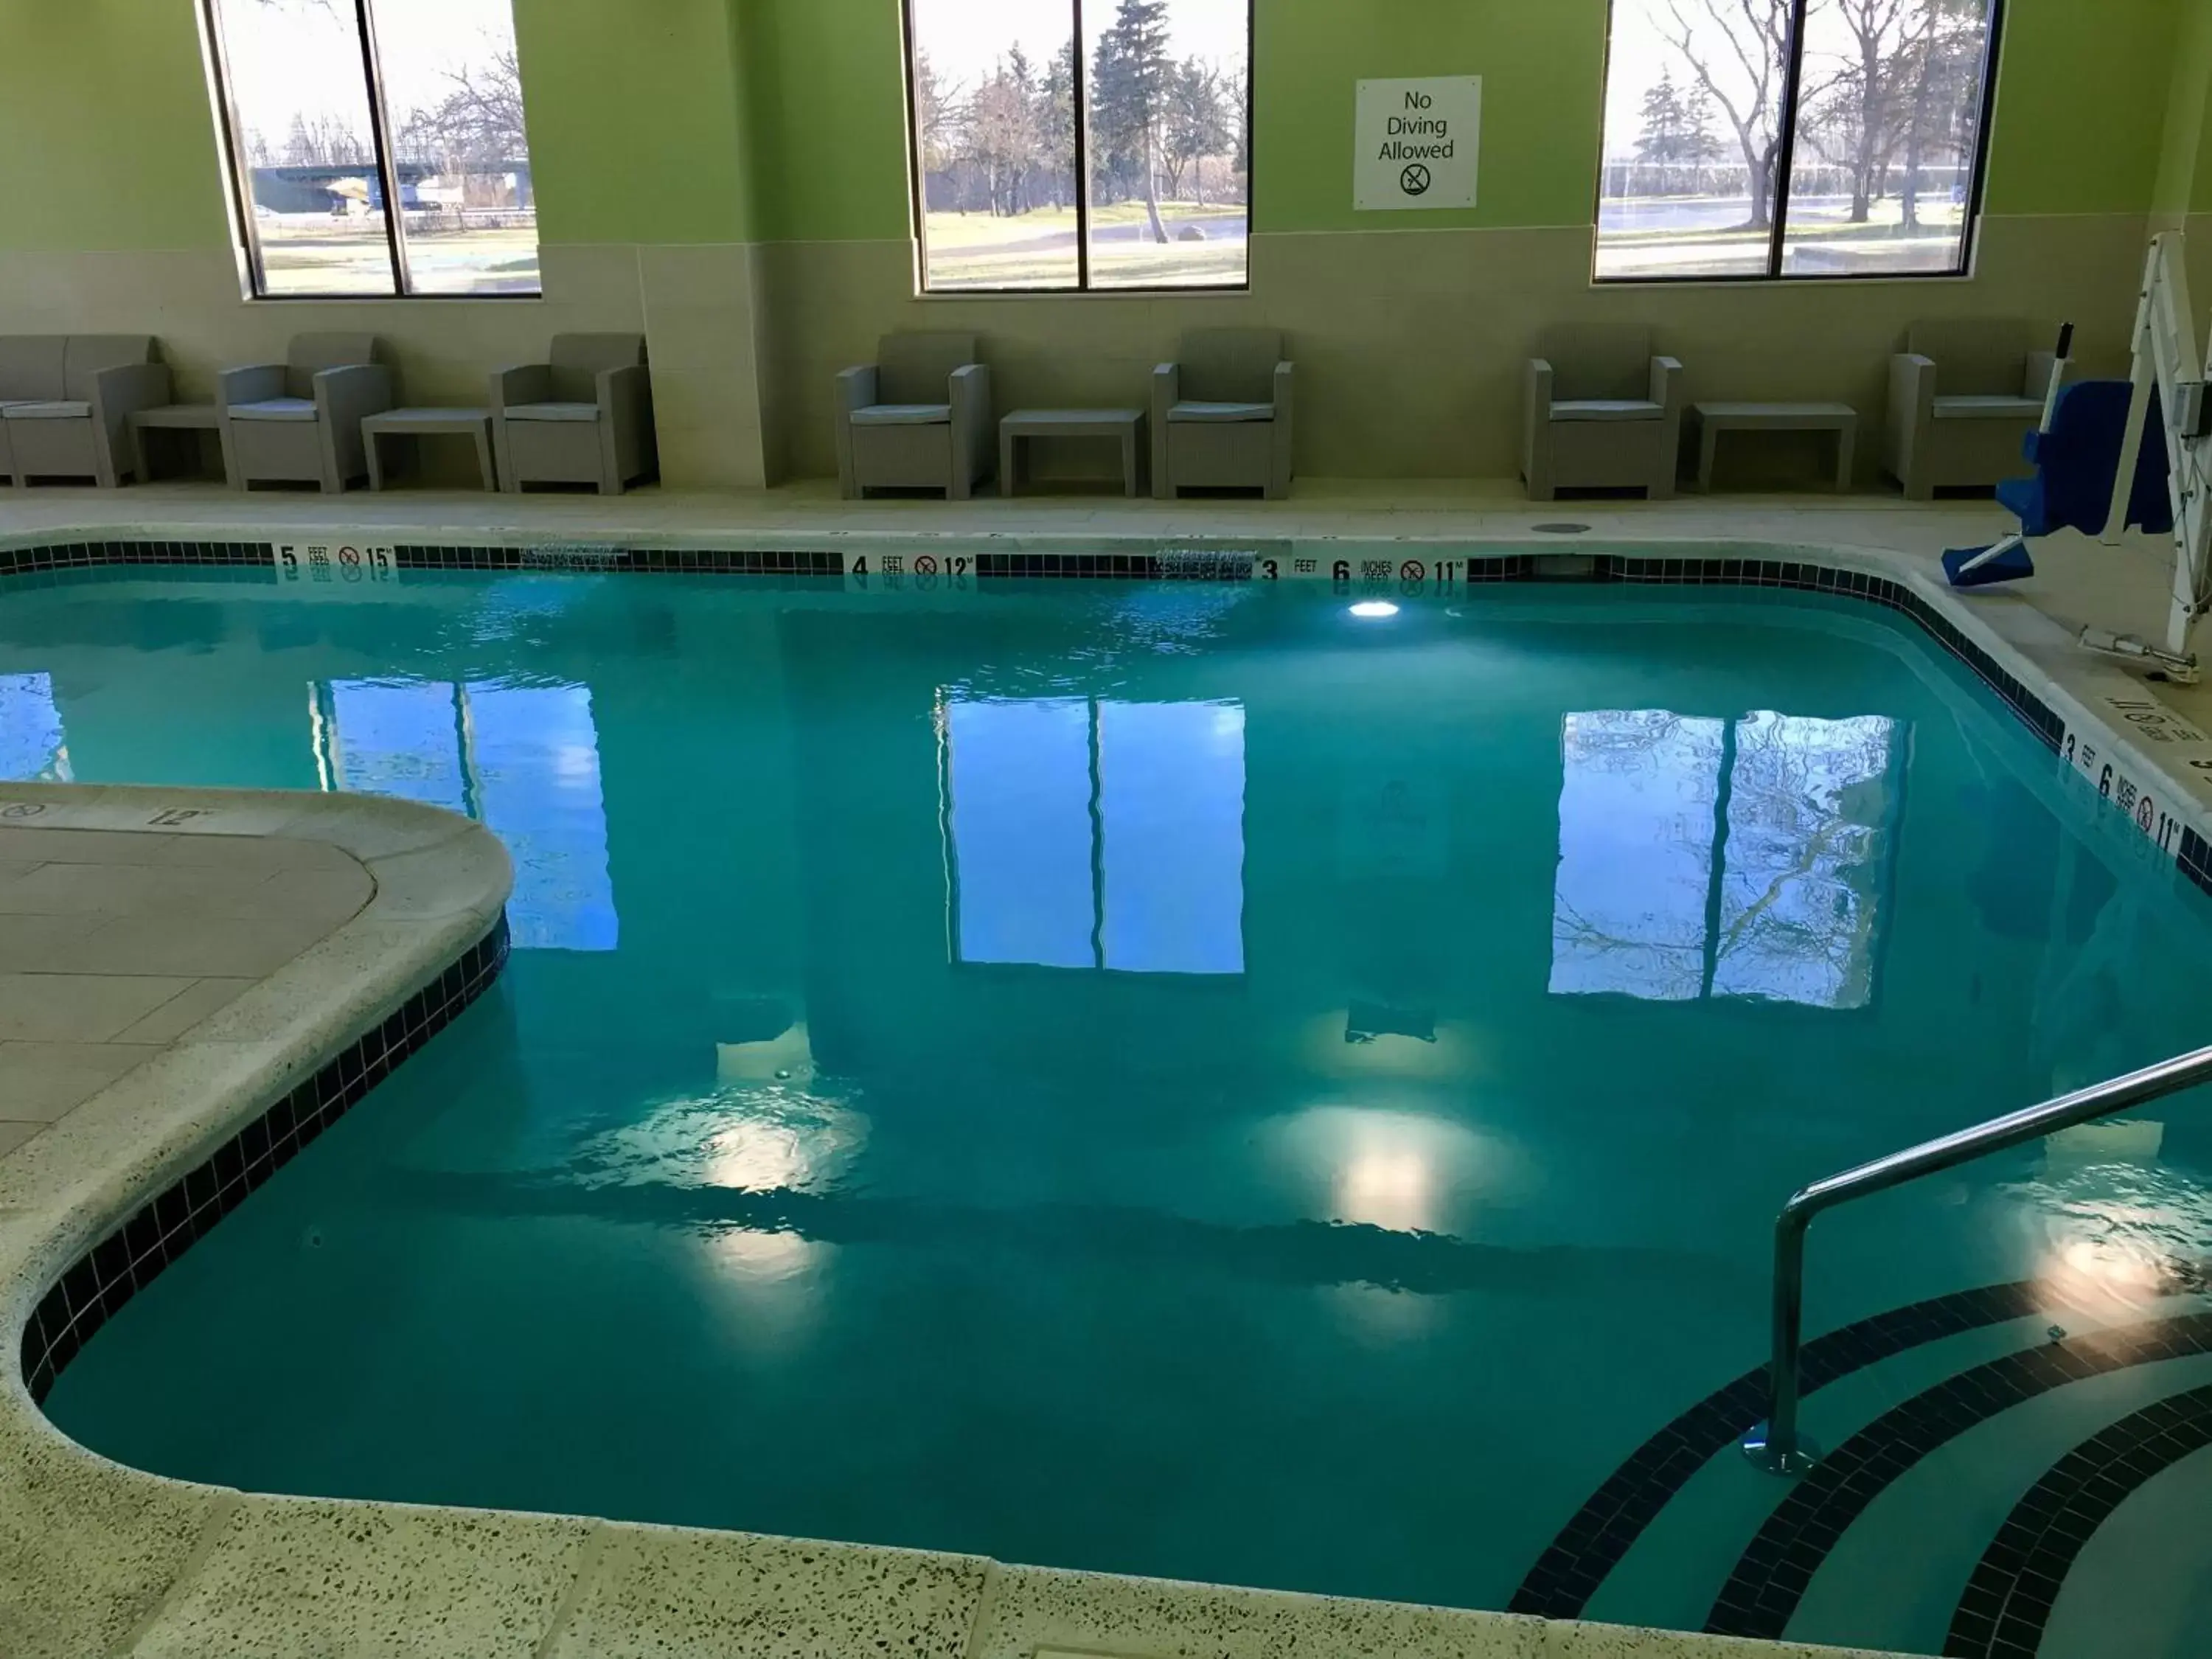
490, 363, 553, 414
596, 362, 651, 421
1273, 360, 1295, 417
1649, 355, 1684, 413
948, 362, 992, 462
835, 364, 880, 417
217, 364, 285, 410
312, 363, 394, 426
1526, 357, 1555, 420
1152, 361, 1180, 422
91, 361, 172, 420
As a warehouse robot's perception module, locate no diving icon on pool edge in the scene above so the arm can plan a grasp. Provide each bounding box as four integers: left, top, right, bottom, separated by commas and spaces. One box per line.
1400, 163, 1430, 197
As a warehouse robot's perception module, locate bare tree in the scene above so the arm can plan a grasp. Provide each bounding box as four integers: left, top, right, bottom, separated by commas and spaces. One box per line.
1659, 0, 1794, 231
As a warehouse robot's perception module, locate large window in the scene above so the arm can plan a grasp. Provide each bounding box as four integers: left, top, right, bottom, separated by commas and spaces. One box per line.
1551, 709, 1902, 1007
944, 696, 1246, 973
1595, 0, 2002, 282
904, 0, 1251, 292
204, 0, 539, 297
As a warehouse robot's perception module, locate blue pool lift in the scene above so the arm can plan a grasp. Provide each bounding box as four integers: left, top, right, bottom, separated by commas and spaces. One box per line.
1944, 235, 2212, 683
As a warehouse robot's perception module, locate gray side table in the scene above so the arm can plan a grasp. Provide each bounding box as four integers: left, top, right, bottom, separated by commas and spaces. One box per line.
1692, 402, 1860, 493
1001, 408, 1146, 498
128, 403, 222, 483
363, 407, 498, 492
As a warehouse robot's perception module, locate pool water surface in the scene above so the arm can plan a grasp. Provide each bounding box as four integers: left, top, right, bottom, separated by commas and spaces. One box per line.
9, 567, 2212, 1618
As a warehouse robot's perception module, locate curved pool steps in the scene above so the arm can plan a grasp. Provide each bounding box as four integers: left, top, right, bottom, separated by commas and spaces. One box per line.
1516, 1276, 2212, 1657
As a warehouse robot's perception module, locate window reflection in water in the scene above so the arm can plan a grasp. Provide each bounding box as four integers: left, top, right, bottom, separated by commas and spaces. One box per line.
1552, 709, 1901, 1007
0, 672, 71, 782
315, 678, 616, 950
945, 696, 1245, 974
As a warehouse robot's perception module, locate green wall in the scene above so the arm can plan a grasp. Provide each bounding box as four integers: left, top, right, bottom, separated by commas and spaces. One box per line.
0, 1, 226, 251
0, 0, 2197, 257
515, 0, 757, 244
1983, 0, 2185, 216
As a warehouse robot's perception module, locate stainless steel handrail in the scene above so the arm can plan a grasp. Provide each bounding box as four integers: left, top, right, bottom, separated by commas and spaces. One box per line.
1742, 1042, 2212, 1475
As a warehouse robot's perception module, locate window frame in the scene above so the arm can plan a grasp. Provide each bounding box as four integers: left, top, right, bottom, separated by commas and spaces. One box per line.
898, 0, 1256, 296
1592, 0, 2008, 286
201, 0, 541, 301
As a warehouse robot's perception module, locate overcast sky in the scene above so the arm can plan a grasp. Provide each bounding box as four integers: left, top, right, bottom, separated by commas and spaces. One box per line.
216, 0, 517, 140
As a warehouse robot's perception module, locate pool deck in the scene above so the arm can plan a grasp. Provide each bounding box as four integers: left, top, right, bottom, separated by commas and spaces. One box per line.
1, 476, 2180, 1658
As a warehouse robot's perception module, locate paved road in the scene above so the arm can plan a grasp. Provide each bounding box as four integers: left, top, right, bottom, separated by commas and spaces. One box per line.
1599, 193, 1963, 235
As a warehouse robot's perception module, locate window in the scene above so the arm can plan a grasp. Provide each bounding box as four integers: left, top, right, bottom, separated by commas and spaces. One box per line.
1595, 0, 2002, 281
944, 696, 1245, 973
314, 678, 616, 949
1551, 709, 1902, 1006
204, 0, 538, 297
904, 0, 1251, 292
0, 674, 71, 783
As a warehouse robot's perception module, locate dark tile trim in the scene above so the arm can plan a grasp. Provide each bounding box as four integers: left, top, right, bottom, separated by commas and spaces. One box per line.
1705, 1305, 2212, 1641
1509, 1277, 2057, 1618
15, 916, 509, 1406
0, 540, 2071, 758
1946, 1380, 2212, 1659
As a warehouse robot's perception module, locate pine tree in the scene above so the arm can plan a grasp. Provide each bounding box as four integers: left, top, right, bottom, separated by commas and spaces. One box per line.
1089, 0, 1174, 243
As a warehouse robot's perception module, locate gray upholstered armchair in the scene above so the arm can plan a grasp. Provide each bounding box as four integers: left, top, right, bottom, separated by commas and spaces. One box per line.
490, 333, 655, 495
0, 335, 170, 487
1523, 324, 1684, 501
219, 333, 392, 493
1886, 319, 2061, 500
1152, 327, 1293, 499
835, 332, 992, 500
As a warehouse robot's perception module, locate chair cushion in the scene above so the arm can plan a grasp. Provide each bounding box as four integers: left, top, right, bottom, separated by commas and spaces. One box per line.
1168, 400, 1274, 423
1551, 399, 1666, 422
504, 401, 602, 422
1933, 394, 2042, 421
0, 400, 90, 420
850, 403, 952, 426
230, 397, 318, 422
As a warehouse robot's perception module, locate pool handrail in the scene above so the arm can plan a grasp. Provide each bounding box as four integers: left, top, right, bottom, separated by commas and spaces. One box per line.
1742, 1040, 2212, 1475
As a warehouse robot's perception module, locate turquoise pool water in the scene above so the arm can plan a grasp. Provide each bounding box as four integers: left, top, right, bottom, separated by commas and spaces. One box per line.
11, 568, 2212, 1615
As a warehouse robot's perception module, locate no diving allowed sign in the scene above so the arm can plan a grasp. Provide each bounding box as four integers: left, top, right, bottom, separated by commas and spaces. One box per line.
1356, 77, 1481, 211
273, 542, 396, 589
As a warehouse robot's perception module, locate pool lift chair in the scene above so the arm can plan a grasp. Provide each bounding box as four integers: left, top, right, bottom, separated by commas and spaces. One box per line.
1944, 233, 2212, 684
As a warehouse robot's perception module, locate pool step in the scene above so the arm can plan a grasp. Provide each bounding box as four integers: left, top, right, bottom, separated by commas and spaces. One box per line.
1514, 1266, 2212, 1657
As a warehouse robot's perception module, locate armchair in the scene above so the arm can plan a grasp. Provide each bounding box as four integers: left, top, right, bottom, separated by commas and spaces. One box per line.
0, 335, 168, 488
1152, 328, 1293, 499
1523, 324, 1684, 501
220, 333, 391, 493
490, 333, 655, 495
1886, 319, 2062, 500
834, 332, 992, 500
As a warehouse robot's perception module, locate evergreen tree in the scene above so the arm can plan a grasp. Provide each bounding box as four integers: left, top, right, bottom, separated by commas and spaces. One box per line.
1089, 0, 1174, 242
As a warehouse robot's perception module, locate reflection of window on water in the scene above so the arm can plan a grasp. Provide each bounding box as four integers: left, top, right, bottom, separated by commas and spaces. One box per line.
1551, 709, 1901, 1007
315, 679, 617, 951
945, 697, 1245, 974
0, 673, 71, 782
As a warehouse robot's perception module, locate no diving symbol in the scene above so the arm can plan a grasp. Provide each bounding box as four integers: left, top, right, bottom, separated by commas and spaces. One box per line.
1400, 163, 1431, 197
1400, 560, 1426, 581
914, 554, 939, 575
338, 546, 361, 566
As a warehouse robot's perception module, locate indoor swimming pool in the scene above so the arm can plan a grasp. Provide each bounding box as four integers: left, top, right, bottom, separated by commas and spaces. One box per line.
8, 564, 2212, 1649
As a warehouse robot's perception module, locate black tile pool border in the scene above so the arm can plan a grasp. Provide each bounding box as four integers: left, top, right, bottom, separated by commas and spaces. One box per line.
0, 538, 2070, 757
1947, 1380, 2212, 1659
16, 916, 509, 1406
